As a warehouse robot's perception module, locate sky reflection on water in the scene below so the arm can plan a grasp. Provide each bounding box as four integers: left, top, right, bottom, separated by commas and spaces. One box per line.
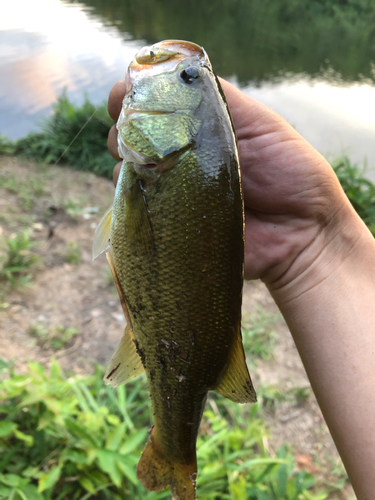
0, 0, 374, 179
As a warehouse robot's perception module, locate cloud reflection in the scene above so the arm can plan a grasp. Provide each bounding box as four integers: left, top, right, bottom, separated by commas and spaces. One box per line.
0, 0, 143, 138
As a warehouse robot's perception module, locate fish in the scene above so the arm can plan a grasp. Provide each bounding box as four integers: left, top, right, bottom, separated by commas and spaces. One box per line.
92, 39, 256, 500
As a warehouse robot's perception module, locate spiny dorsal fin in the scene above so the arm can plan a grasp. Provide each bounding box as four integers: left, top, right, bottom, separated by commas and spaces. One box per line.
212, 326, 257, 403
92, 205, 112, 260
104, 324, 144, 387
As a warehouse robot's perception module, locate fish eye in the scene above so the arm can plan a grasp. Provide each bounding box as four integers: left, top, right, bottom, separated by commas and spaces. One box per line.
180, 66, 200, 84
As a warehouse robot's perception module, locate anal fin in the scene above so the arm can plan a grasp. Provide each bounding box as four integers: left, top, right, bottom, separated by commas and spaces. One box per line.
104, 324, 144, 387
213, 325, 257, 403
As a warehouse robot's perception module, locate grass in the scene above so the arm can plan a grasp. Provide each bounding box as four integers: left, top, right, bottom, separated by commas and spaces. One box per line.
64, 242, 82, 265
28, 324, 78, 350
0, 173, 46, 212
257, 384, 312, 414
0, 230, 39, 290
61, 198, 86, 218
0, 359, 343, 500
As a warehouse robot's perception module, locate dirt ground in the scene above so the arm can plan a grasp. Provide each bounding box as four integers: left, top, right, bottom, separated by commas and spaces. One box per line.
0, 156, 354, 499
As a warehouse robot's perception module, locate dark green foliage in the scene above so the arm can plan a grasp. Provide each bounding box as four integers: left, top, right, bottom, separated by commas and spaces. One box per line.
14, 92, 115, 179
332, 156, 375, 236
0, 136, 16, 156
0, 360, 328, 499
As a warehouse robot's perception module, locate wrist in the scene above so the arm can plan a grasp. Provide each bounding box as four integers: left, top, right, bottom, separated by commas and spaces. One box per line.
267, 200, 375, 307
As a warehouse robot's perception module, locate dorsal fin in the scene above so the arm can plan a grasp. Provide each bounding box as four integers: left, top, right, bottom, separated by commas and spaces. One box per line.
212, 325, 257, 403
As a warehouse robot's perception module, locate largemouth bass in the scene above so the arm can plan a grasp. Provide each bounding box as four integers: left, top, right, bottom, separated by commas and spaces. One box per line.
93, 40, 256, 500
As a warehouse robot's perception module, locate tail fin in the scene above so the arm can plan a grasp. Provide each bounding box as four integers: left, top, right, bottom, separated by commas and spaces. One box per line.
136, 427, 197, 500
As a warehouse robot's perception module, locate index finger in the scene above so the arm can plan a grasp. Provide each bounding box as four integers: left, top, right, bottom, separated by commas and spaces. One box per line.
108, 79, 127, 121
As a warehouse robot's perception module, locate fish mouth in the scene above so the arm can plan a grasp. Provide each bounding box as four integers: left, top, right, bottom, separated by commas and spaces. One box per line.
124, 109, 174, 117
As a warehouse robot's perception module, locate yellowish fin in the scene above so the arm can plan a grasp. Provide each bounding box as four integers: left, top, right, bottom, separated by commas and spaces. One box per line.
103, 252, 144, 387
92, 205, 112, 260
213, 326, 257, 403
137, 427, 197, 500
104, 323, 145, 387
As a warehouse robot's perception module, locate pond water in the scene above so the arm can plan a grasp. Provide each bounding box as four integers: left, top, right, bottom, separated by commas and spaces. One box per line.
1, 0, 374, 179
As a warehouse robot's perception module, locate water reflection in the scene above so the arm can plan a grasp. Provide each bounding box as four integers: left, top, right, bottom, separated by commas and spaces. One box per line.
0, 0, 374, 179
0, 0, 143, 138
239, 77, 375, 181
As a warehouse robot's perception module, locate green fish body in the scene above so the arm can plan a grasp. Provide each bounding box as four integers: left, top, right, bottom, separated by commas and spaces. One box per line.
93, 40, 256, 500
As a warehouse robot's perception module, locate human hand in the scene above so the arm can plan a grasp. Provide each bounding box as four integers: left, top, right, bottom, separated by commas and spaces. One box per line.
107, 78, 362, 295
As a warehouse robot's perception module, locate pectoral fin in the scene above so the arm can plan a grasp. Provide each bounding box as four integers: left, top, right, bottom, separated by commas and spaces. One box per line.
104, 323, 145, 387
213, 326, 257, 403
92, 205, 112, 260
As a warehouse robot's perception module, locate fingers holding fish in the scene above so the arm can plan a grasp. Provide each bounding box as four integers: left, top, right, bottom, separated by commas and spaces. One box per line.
107, 124, 121, 161
108, 78, 127, 120
113, 161, 122, 186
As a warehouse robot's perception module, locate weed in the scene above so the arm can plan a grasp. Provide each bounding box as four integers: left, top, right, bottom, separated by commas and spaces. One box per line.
28, 324, 78, 350
332, 156, 375, 235
242, 306, 280, 361
0, 134, 16, 155
258, 384, 312, 413
14, 91, 115, 179
0, 230, 39, 289
0, 359, 332, 500
322, 456, 349, 494
62, 198, 84, 218
64, 242, 82, 265
28, 323, 49, 344
49, 326, 78, 350
0, 173, 46, 212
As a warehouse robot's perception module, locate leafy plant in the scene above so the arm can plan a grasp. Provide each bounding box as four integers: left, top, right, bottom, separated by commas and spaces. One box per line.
332, 156, 375, 235
28, 324, 79, 350
0, 135, 16, 156
0, 359, 333, 500
0, 230, 39, 289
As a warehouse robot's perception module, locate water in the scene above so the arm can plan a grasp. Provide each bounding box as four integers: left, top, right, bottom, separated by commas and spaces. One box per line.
1, 0, 374, 179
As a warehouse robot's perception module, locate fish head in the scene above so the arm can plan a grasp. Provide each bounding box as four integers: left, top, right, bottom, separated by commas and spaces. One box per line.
117, 40, 213, 175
